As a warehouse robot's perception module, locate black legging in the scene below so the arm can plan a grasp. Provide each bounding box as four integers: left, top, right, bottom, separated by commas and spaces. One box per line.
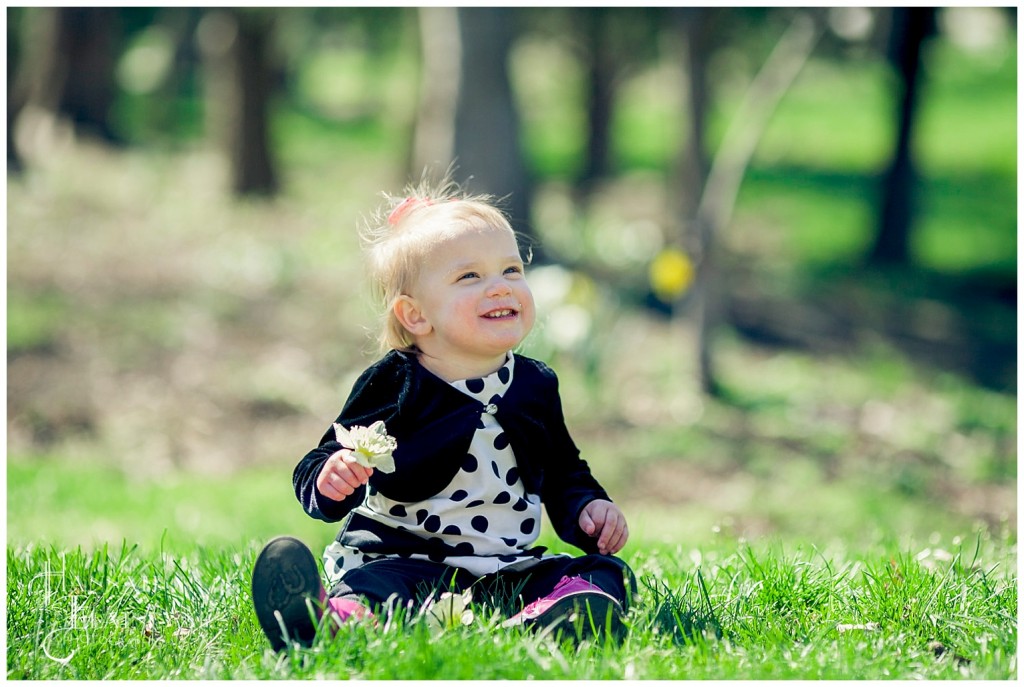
328, 553, 636, 616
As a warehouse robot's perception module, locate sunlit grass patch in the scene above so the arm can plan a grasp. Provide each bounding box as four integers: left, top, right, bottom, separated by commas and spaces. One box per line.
6, 529, 1015, 679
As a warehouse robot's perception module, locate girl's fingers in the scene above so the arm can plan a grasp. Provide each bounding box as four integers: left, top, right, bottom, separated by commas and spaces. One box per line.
607, 523, 628, 554
333, 471, 357, 495
318, 455, 369, 499
601, 516, 628, 554
579, 508, 597, 535
597, 518, 615, 552
341, 452, 374, 483
339, 465, 370, 489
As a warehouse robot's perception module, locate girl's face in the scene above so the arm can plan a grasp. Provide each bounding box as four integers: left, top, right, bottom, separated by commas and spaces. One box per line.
395, 223, 535, 380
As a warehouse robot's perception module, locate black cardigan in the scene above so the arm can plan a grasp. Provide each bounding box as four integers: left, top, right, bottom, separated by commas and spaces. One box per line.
293, 350, 610, 554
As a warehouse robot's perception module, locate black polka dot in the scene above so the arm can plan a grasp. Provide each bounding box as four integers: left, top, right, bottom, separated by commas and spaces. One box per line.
462, 454, 478, 472
501, 537, 517, 547
443, 524, 462, 536
367, 484, 377, 496
493, 491, 512, 504
493, 433, 510, 451
471, 516, 489, 533
497, 366, 510, 384
453, 542, 475, 556
427, 539, 447, 562
491, 461, 501, 478
488, 394, 502, 407
415, 509, 428, 525
424, 515, 442, 533
498, 554, 518, 563
362, 554, 376, 564
466, 499, 485, 508
512, 498, 529, 512
466, 378, 485, 393
450, 489, 468, 502
505, 467, 519, 486
398, 550, 413, 559
389, 505, 407, 517
520, 518, 535, 534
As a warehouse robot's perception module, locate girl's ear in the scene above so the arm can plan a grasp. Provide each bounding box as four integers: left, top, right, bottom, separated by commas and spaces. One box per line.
393, 295, 431, 337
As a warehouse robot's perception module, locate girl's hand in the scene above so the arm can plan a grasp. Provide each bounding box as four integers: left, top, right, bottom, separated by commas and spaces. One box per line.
316, 448, 374, 501
578, 499, 629, 555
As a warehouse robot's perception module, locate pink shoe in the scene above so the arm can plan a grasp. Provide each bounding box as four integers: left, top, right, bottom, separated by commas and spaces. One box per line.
503, 575, 626, 641
327, 597, 375, 625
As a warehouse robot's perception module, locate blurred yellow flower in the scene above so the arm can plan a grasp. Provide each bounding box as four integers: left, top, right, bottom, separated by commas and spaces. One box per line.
648, 248, 695, 303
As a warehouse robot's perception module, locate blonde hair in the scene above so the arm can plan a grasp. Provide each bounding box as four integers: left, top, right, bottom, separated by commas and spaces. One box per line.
360, 177, 524, 353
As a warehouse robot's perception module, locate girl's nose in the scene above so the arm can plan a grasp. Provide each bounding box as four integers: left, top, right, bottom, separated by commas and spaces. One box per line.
486, 278, 513, 297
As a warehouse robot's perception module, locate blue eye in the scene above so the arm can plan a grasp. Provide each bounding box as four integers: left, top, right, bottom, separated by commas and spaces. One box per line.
458, 272, 479, 281
504, 266, 523, 275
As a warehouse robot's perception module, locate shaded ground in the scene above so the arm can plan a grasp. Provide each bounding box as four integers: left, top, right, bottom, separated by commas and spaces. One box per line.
727, 262, 1016, 393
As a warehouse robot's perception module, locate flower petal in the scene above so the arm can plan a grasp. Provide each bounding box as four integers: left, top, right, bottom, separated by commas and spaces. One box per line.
333, 422, 355, 449
373, 453, 396, 474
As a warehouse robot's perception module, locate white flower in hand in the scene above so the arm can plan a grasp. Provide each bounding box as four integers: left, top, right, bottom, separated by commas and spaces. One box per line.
333, 420, 398, 474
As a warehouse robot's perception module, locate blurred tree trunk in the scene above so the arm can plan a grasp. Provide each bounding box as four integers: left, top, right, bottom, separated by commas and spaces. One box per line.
868, 7, 936, 266
413, 8, 539, 259
412, 7, 459, 176
46, 7, 122, 141
679, 12, 821, 396
577, 7, 615, 191
14, 7, 122, 145
7, 8, 26, 171
672, 7, 715, 221
671, 7, 718, 394
198, 8, 278, 197
454, 8, 537, 256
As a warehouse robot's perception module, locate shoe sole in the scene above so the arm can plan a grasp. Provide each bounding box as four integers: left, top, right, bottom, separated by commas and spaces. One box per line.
251, 536, 323, 651
523, 592, 627, 642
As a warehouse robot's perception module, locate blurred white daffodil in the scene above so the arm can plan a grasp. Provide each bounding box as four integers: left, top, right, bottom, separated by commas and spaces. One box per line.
333, 420, 397, 474
421, 589, 475, 634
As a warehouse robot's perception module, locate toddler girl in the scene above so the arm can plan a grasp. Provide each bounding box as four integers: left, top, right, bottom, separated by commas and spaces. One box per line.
251, 180, 634, 651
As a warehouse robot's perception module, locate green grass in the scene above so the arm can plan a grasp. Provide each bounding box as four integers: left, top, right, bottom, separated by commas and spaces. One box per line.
5, 505, 1016, 679
7, 438, 1016, 678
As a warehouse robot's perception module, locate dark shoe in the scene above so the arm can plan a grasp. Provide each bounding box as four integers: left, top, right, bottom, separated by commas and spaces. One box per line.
251, 536, 324, 651
503, 575, 627, 642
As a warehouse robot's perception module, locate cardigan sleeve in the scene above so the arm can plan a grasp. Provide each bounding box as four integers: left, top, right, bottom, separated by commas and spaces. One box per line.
529, 364, 611, 553
292, 438, 367, 523
292, 355, 404, 522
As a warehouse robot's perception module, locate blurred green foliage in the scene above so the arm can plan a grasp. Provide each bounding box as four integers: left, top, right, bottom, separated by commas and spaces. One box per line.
7, 290, 69, 353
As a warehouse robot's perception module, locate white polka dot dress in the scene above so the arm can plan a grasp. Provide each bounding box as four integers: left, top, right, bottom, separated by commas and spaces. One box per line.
323, 353, 565, 584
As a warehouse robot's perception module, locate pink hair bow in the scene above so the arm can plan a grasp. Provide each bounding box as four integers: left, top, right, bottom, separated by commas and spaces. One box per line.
388, 196, 434, 225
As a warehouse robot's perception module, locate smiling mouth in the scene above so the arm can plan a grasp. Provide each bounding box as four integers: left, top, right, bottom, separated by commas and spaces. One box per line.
483, 309, 517, 319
